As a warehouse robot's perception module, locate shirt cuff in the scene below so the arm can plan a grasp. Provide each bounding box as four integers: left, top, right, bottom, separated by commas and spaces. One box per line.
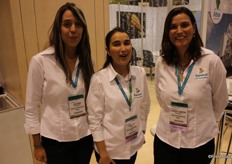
92, 130, 104, 142
24, 123, 40, 134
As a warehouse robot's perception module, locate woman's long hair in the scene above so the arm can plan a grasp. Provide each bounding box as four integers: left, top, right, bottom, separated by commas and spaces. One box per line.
161, 7, 203, 65
48, 2, 94, 94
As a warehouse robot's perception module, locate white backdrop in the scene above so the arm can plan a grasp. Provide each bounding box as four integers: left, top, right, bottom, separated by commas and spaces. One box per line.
109, 1, 202, 62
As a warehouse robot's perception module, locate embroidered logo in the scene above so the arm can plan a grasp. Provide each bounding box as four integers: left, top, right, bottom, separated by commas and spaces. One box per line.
134, 88, 142, 98
135, 88, 140, 93
195, 68, 208, 79
199, 68, 204, 73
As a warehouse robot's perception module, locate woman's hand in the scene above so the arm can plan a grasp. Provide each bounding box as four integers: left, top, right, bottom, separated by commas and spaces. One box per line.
99, 155, 116, 164
34, 145, 47, 163
95, 141, 116, 164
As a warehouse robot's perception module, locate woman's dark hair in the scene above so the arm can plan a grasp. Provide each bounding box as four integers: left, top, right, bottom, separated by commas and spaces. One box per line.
161, 6, 203, 65
102, 27, 131, 68
48, 2, 94, 94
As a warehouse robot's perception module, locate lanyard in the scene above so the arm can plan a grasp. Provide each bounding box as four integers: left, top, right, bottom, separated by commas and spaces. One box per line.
175, 62, 194, 95
71, 65, 80, 88
115, 77, 132, 110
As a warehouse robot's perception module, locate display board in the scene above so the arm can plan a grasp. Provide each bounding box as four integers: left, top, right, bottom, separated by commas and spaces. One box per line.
109, 1, 202, 60
206, 0, 232, 68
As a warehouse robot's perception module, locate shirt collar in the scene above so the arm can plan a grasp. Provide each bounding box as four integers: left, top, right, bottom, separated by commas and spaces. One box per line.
201, 47, 212, 57
108, 64, 136, 82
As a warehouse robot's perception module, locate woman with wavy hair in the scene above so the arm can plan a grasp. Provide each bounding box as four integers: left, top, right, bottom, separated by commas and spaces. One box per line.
24, 2, 94, 164
154, 6, 227, 164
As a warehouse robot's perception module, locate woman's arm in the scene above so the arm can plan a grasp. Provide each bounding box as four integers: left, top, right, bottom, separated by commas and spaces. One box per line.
32, 134, 47, 163
95, 141, 115, 164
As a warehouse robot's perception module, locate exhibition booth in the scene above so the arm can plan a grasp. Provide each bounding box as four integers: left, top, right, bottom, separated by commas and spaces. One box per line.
0, 0, 232, 163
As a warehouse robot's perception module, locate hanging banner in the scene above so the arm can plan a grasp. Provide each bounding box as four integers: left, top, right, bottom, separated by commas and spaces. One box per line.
206, 0, 232, 67
117, 11, 146, 39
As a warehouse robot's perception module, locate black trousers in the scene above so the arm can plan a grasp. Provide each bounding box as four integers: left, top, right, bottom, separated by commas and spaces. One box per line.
153, 134, 214, 164
41, 135, 93, 164
95, 150, 137, 164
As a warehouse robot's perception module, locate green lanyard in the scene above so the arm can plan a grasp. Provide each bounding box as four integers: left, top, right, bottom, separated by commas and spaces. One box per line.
115, 77, 132, 111
71, 65, 80, 88
175, 62, 194, 96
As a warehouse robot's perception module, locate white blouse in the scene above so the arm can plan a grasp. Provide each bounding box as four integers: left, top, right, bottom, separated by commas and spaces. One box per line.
87, 64, 150, 159
24, 47, 90, 142
155, 47, 228, 149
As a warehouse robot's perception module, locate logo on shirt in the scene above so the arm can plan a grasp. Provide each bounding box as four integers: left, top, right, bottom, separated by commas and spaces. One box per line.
195, 68, 208, 79
134, 88, 142, 98
199, 68, 204, 73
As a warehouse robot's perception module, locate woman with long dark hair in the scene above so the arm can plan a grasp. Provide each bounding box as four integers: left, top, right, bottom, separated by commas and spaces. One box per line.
24, 2, 94, 163
87, 27, 150, 164
154, 6, 228, 164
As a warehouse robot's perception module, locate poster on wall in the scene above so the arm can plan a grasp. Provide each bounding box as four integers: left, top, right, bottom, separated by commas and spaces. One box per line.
111, 0, 167, 7
206, 0, 232, 68
109, 0, 202, 56
117, 11, 146, 39
173, 0, 189, 5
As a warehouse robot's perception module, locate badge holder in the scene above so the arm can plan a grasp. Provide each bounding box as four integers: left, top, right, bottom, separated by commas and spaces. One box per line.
169, 102, 188, 132
68, 94, 86, 119
125, 115, 138, 142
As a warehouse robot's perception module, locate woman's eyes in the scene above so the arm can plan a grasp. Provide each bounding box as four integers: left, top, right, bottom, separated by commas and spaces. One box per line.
169, 22, 190, 30
113, 42, 122, 46
169, 25, 177, 30
62, 21, 82, 28
112, 41, 131, 47
63, 21, 72, 27
75, 22, 83, 27
181, 22, 190, 28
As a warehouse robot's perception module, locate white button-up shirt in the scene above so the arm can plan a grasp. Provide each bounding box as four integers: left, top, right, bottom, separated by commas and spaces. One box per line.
24, 47, 90, 142
87, 64, 150, 159
155, 47, 228, 149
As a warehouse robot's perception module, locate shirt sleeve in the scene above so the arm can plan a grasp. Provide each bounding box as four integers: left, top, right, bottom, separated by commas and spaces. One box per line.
87, 75, 105, 142
139, 67, 151, 132
210, 56, 228, 121
24, 56, 44, 134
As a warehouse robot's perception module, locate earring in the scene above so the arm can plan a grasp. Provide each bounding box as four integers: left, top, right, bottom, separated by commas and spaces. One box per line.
193, 33, 196, 37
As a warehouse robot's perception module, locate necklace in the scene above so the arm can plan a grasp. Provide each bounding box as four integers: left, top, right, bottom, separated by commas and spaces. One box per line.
178, 60, 191, 74
179, 67, 185, 74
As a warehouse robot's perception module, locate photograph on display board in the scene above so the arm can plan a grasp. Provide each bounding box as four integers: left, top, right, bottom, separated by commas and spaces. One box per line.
206, 0, 232, 68
151, 0, 168, 6
117, 11, 146, 39
173, 0, 189, 5
110, 0, 167, 7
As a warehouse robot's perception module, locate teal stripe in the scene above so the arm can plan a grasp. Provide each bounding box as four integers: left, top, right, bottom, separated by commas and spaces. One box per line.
171, 102, 188, 108
126, 115, 137, 122
68, 95, 84, 101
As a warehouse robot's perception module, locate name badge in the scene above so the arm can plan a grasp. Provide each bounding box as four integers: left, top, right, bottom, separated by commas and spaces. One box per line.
125, 115, 138, 142
68, 94, 86, 119
169, 102, 188, 132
